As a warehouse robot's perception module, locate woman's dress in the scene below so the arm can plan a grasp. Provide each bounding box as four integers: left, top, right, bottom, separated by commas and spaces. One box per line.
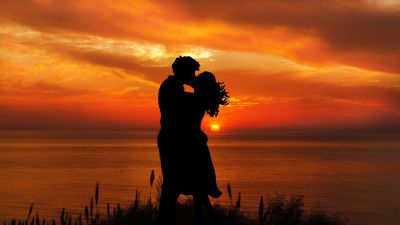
177, 98, 222, 198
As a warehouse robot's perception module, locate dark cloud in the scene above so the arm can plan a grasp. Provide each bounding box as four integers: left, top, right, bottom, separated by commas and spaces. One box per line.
163, 0, 400, 72
0, 1, 164, 42
168, 0, 400, 51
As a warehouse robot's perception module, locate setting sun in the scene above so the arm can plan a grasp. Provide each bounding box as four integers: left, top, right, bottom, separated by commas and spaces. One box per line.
210, 124, 221, 132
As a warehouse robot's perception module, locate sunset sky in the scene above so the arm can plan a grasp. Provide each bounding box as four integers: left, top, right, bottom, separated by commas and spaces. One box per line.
0, 0, 399, 131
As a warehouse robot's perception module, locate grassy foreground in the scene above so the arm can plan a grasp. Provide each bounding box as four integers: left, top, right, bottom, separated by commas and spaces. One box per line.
2, 172, 347, 225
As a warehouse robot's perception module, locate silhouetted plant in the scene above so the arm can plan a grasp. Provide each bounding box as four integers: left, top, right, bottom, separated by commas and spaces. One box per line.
106, 203, 110, 222
227, 183, 244, 224
259, 196, 266, 225
95, 183, 99, 206
26, 204, 33, 225
149, 170, 155, 208
60, 208, 64, 225
84, 206, 88, 225
303, 211, 345, 225
77, 214, 82, 225
227, 182, 233, 206
260, 194, 303, 225
235, 192, 242, 214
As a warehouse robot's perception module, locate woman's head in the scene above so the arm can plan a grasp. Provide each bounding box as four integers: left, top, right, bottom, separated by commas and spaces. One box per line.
194, 71, 229, 117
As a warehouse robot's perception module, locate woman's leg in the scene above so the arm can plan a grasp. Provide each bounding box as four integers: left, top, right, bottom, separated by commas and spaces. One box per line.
202, 195, 220, 224
194, 194, 220, 225
193, 194, 205, 225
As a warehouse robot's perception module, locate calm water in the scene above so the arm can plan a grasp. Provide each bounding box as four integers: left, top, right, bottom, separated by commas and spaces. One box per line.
0, 130, 399, 225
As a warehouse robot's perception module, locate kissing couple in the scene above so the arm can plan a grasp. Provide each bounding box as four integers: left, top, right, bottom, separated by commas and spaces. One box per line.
156, 56, 229, 225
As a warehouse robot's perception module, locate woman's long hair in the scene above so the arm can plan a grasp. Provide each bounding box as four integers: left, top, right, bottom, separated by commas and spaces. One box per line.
195, 72, 229, 117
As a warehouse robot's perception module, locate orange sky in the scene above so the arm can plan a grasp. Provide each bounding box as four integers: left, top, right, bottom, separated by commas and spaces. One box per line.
0, 0, 399, 131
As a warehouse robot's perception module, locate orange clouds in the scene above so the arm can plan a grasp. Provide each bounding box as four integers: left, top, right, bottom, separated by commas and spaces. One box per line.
0, 1, 399, 130
160, 0, 400, 71
1, 0, 399, 72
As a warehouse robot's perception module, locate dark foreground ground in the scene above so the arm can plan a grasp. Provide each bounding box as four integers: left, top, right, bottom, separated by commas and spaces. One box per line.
1, 179, 347, 225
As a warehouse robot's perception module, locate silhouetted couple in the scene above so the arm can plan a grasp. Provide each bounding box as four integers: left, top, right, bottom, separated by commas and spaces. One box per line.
156, 56, 229, 225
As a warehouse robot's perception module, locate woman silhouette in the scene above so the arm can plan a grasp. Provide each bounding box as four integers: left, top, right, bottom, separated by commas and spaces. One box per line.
187, 71, 229, 225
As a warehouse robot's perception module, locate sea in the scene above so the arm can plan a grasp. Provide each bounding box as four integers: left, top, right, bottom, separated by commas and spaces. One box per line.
0, 129, 399, 225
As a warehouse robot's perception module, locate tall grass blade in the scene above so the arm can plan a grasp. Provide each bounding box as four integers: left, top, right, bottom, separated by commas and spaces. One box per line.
133, 190, 140, 210
89, 198, 93, 221
236, 192, 241, 210
95, 183, 99, 206
60, 208, 64, 225
117, 203, 121, 216
227, 182, 233, 206
64, 213, 68, 225
84, 206, 88, 225
35, 212, 40, 225
150, 170, 155, 187
107, 203, 110, 221
259, 196, 264, 225
27, 204, 34, 221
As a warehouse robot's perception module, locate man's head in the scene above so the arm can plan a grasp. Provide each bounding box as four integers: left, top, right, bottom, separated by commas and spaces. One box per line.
172, 56, 200, 85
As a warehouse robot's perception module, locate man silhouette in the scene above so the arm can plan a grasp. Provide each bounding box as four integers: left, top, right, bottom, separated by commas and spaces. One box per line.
156, 56, 200, 225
